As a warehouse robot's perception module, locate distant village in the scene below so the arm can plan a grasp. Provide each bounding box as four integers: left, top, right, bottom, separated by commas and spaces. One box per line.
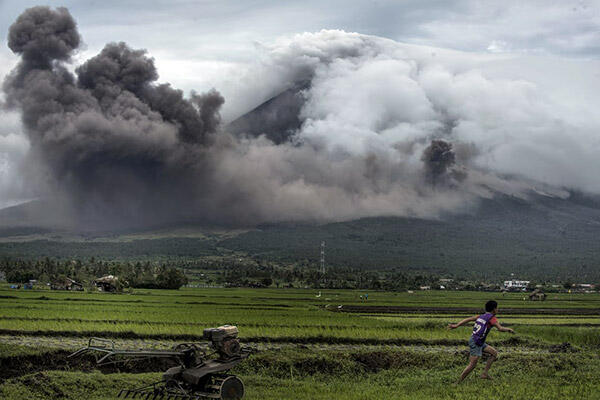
417, 279, 597, 296
3, 274, 124, 292
0, 265, 596, 295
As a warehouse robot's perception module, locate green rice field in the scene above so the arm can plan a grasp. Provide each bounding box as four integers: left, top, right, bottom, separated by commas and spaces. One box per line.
1, 287, 599, 399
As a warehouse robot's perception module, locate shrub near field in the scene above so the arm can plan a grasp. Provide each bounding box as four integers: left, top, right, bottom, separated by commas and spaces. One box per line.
0, 288, 599, 399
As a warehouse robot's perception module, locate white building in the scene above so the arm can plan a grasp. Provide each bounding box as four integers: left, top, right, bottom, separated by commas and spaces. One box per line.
503, 280, 530, 290
576, 284, 593, 289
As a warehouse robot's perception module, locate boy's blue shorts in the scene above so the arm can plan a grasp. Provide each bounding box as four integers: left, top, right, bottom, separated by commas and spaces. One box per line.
468, 337, 488, 357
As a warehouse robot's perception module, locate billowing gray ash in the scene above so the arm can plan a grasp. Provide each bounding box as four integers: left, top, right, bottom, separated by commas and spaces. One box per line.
4, 7, 522, 229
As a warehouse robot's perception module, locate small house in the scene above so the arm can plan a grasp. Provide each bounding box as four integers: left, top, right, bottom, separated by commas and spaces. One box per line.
528, 289, 546, 301
94, 275, 121, 292
503, 280, 530, 291
51, 277, 84, 291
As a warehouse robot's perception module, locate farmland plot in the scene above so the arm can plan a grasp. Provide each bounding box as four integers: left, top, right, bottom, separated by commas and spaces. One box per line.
1, 287, 599, 399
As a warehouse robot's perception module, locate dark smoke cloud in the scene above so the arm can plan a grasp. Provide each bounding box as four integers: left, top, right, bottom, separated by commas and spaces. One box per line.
3, 7, 536, 229
77, 42, 224, 144
77, 43, 158, 95
2, 6, 226, 227
421, 139, 456, 185
7, 6, 80, 67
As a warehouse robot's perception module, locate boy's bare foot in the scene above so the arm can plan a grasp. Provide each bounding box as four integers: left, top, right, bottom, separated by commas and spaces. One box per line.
480, 374, 493, 380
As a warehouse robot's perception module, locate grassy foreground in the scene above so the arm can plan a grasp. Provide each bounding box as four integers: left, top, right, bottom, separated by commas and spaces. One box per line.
1, 349, 599, 400
1, 287, 599, 399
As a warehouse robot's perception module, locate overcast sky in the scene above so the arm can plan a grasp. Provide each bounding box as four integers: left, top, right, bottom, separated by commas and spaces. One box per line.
1, 0, 599, 106
1, 0, 600, 210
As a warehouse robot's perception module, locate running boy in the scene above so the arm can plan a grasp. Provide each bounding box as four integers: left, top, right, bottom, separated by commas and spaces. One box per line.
448, 300, 514, 382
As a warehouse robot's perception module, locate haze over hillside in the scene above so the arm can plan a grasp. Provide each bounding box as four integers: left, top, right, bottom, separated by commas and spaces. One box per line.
1, 189, 600, 281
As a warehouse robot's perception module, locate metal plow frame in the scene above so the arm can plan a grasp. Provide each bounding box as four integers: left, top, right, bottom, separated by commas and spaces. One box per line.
116, 374, 241, 400
68, 337, 191, 366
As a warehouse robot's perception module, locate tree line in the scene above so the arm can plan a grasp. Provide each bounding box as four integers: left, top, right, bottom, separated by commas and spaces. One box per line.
0, 257, 188, 290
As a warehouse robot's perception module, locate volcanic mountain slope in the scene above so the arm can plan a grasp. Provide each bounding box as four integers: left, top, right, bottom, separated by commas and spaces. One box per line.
220, 191, 600, 280
1, 190, 600, 280
227, 82, 308, 144
2, 85, 600, 280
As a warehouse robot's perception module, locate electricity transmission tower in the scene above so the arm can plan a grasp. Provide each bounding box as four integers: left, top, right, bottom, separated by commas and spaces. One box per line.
320, 241, 326, 275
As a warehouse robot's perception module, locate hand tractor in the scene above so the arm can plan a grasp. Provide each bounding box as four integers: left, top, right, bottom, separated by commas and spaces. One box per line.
70, 325, 251, 400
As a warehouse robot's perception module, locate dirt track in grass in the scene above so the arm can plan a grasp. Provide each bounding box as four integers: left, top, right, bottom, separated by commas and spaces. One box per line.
0, 339, 579, 383
332, 305, 600, 315
0, 329, 540, 346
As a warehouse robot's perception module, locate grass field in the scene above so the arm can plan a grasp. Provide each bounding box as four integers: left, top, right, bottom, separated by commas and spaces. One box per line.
1, 287, 599, 399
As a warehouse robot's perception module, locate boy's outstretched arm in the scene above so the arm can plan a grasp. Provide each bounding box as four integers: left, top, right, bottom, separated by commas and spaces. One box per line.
492, 321, 515, 334
447, 315, 477, 329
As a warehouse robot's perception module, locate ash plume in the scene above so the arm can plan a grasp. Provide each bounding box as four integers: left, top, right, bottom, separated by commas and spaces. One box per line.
3, 6, 224, 227
7, 6, 79, 68
421, 140, 456, 185
4, 7, 576, 229
76, 42, 224, 144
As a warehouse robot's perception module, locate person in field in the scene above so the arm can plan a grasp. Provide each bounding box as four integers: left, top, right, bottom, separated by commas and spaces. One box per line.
448, 300, 515, 382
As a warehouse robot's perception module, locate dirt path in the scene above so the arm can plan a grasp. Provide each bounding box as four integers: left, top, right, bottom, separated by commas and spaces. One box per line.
333, 305, 600, 315
0, 335, 567, 354
0, 335, 578, 383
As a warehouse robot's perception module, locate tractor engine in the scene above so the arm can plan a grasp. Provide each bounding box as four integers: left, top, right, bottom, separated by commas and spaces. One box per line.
203, 325, 242, 359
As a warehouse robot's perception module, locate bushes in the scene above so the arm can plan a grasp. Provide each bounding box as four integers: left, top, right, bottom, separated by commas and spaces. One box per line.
148, 267, 188, 289
0, 258, 188, 290
123, 267, 188, 289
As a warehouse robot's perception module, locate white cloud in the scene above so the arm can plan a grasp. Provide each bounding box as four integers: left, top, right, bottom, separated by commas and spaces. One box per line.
247, 30, 600, 194
414, 0, 600, 56
486, 40, 509, 53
